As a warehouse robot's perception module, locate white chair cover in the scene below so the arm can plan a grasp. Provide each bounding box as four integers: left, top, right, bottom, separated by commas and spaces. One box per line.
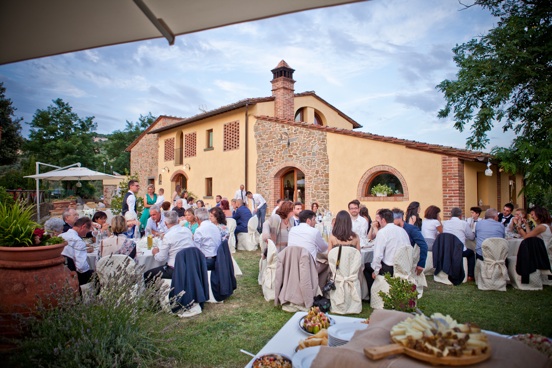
423, 251, 434, 276
226, 218, 237, 253
237, 216, 259, 251
475, 238, 509, 291
328, 246, 362, 314
371, 245, 413, 309
507, 256, 543, 290
411, 245, 427, 298
543, 239, 552, 286
96, 254, 136, 286
262, 240, 278, 301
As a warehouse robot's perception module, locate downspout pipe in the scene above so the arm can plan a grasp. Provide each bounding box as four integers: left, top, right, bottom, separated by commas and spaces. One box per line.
244, 101, 249, 190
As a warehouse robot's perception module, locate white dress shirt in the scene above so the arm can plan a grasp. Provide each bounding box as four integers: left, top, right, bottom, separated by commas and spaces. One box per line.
421, 219, 441, 240
251, 193, 267, 212
466, 217, 478, 232
61, 229, 90, 273
193, 221, 222, 258
146, 213, 168, 234
288, 223, 328, 261
126, 191, 137, 218
443, 217, 475, 251
351, 215, 369, 247
271, 206, 279, 216
154, 225, 193, 267
371, 223, 410, 274
234, 189, 247, 200
155, 194, 165, 205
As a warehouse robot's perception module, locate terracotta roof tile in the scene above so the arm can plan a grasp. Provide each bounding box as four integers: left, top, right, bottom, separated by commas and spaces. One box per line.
125, 115, 182, 152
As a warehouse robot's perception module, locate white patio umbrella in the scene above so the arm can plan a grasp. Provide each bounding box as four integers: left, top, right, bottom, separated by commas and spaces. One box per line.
25, 163, 117, 220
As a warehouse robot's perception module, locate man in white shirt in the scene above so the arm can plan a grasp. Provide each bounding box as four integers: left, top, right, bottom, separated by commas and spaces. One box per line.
288, 210, 329, 283
122, 180, 140, 217
61, 217, 94, 285
348, 199, 369, 247
246, 191, 267, 233
364, 208, 410, 297
193, 208, 222, 270
234, 184, 247, 201
442, 207, 476, 281
145, 205, 168, 236
144, 211, 193, 283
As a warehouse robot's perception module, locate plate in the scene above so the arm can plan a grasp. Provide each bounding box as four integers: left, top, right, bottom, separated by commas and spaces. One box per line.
327, 322, 368, 342
292, 346, 321, 368
299, 315, 335, 335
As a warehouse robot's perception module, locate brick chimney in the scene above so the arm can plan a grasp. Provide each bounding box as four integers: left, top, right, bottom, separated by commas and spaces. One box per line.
271, 60, 295, 120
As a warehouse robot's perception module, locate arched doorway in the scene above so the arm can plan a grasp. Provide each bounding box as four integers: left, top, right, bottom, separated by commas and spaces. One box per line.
281, 168, 305, 204
170, 171, 188, 193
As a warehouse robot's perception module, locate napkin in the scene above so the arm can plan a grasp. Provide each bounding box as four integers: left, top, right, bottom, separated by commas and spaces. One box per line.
312, 309, 552, 368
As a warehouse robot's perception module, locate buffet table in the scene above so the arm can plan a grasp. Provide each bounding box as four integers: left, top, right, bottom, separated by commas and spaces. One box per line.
245, 311, 364, 368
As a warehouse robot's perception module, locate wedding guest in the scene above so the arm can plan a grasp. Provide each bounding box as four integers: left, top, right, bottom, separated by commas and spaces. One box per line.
155, 188, 165, 205
44, 217, 65, 236
196, 200, 205, 208
328, 210, 360, 252
181, 208, 199, 234
140, 184, 157, 231
508, 208, 534, 235
193, 208, 222, 271
220, 199, 232, 218
517, 206, 552, 245
172, 184, 182, 205
466, 206, 482, 232
359, 206, 372, 236
421, 205, 443, 249
475, 208, 505, 260
405, 201, 422, 230
498, 202, 514, 227
61, 217, 94, 285
99, 215, 136, 258
262, 200, 295, 253
210, 207, 229, 241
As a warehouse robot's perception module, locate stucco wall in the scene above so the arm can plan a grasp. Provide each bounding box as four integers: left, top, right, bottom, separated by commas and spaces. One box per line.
294, 95, 355, 130
326, 132, 444, 217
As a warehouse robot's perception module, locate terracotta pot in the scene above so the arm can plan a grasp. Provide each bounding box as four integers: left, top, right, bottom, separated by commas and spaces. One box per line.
0, 243, 79, 340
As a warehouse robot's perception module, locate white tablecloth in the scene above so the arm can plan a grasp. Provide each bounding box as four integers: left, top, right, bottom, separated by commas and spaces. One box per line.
87, 237, 165, 271
361, 247, 373, 264
245, 312, 364, 367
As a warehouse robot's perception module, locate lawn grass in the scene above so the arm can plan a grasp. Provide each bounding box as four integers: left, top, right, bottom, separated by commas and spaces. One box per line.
6, 250, 551, 367
163, 250, 552, 367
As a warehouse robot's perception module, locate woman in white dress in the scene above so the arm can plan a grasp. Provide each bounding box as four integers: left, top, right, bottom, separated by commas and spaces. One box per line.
421, 205, 442, 250
517, 206, 552, 246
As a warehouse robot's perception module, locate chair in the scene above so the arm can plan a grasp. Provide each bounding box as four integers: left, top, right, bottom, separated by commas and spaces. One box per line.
328, 246, 362, 314
237, 216, 259, 251
96, 254, 136, 287
432, 233, 464, 286
370, 244, 413, 310
474, 238, 509, 291
170, 247, 210, 313
274, 246, 320, 312
226, 218, 237, 253
542, 238, 552, 286
261, 240, 278, 301
210, 239, 237, 302
423, 238, 435, 275
507, 237, 550, 290
411, 244, 427, 298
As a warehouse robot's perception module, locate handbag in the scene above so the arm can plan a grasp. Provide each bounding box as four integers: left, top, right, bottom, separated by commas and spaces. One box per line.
313, 295, 331, 313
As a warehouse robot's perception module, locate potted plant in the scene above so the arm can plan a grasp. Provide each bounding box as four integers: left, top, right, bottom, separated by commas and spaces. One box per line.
371, 183, 393, 197
0, 200, 78, 339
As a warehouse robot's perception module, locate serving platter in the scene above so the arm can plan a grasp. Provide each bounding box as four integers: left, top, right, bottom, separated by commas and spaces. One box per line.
364, 343, 492, 366
298, 315, 335, 336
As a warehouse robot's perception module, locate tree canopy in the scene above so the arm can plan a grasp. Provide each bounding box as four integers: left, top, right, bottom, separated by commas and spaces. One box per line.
0, 82, 24, 166
25, 98, 99, 169
437, 0, 552, 204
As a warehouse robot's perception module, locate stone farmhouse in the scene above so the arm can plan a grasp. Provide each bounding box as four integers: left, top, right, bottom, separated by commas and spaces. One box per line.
126, 60, 524, 217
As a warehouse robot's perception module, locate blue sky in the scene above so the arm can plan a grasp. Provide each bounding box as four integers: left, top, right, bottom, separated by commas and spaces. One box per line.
0, 0, 515, 151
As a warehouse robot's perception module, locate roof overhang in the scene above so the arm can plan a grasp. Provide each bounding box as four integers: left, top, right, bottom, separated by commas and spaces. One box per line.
0, 0, 367, 65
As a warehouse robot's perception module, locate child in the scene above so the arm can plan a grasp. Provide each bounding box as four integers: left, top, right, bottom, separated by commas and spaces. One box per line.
155, 188, 165, 205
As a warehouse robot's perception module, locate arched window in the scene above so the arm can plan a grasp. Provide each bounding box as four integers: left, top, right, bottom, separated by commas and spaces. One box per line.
366, 173, 403, 196
357, 165, 408, 201
314, 112, 323, 126
295, 108, 304, 122
294, 107, 325, 126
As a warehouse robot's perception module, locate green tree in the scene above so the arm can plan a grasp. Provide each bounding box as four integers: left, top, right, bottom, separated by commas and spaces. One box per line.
25, 98, 99, 169
0, 82, 24, 166
437, 0, 552, 205
103, 114, 154, 174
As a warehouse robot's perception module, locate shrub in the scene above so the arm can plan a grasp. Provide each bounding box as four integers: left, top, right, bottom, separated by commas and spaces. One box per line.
378, 273, 418, 313
13, 261, 182, 368
0, 200, 38, 247
0, 186, 15, 207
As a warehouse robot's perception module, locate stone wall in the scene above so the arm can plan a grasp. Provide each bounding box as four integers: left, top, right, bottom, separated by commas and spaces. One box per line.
130, 117, 179, 197
254, 118, 329, 212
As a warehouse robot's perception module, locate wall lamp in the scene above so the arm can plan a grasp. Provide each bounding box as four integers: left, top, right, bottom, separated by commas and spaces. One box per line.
281, 132, 290, 148
162, 166, 170, 173
183, 163, 191, 170
484, 159, 493, 177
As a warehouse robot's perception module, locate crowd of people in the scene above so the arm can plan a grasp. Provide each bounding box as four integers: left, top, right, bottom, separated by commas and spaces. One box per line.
53, 177, 551, 310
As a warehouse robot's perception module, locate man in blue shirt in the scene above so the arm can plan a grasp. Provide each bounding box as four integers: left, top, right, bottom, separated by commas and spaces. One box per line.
475, 208, 505, 260
392, 208, 428, 275
232, 198, 252, 235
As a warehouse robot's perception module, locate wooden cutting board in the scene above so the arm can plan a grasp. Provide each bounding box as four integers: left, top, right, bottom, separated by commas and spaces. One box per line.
364, 343, 492, 366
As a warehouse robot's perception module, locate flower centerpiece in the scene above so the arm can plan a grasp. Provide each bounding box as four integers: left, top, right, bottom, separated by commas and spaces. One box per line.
378, 273, 418, 312
370, 183, 394, 197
